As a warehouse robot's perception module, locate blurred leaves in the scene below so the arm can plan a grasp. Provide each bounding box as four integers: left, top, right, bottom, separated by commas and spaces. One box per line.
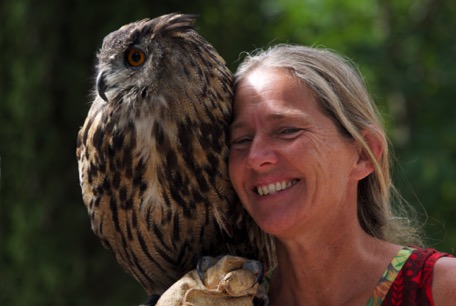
1, 0, 455, 304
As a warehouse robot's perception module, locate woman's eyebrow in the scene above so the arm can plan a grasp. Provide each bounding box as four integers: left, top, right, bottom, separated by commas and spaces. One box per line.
267, 111, 309, 122
230, 111, 309, 132
230, 120, 248, 132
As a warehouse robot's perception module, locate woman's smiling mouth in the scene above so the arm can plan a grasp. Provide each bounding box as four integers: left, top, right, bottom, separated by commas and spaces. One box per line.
256, 179, 299, 196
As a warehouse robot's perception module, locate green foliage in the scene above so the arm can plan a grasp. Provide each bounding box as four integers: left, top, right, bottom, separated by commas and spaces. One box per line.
1, 0, 455, 304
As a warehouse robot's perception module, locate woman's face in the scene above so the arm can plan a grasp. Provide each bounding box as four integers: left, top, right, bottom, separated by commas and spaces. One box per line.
229, 68, 368, 239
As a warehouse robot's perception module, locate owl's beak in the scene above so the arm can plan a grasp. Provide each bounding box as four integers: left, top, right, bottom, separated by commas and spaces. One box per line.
96, 70, 109, 102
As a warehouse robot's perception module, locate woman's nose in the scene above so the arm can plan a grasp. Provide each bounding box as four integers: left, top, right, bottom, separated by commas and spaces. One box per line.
246, 136, 278, 170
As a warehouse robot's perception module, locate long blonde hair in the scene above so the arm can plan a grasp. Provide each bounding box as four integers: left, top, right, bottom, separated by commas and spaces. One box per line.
235, 44, 422, 245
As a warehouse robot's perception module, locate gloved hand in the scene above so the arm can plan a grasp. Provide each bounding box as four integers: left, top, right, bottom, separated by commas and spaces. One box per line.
155, 255, 267, 306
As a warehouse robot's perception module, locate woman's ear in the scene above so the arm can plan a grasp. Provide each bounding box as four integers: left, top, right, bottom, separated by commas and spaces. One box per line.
351, 127, 384, 180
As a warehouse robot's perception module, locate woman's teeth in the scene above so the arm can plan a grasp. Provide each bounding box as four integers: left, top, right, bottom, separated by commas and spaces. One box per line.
256, 180, 298, 196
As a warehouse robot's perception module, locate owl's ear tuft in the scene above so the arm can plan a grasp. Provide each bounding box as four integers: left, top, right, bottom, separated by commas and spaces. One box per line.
150, 13, 198, 37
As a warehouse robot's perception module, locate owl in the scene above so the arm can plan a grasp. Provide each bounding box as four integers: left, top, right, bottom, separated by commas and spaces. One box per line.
76, 13, 275, 302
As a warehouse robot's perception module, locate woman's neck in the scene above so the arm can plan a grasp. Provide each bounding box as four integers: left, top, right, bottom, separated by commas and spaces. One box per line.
268, 228, 401, 306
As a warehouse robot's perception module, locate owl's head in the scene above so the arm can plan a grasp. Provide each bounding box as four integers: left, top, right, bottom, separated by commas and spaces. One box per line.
94, 13, 231, 108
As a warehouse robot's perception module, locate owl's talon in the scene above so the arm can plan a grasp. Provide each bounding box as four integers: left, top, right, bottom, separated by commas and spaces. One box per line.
243, 259, 264, 283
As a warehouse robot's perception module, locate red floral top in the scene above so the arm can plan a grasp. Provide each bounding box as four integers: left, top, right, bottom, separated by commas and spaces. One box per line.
380, 248, 453, 306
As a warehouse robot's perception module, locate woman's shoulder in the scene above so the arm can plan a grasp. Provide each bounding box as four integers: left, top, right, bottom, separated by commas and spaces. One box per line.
432, 254, 456, 305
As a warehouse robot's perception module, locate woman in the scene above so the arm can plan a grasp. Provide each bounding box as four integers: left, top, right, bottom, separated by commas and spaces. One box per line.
228, 45, 456, 305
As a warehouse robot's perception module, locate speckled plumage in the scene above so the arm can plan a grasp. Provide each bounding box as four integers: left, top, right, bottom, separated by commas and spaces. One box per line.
76, 13, 274, 298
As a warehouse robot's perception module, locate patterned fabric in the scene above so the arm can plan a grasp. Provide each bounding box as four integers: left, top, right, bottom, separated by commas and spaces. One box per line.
380, 248, 453, 306
366, 247, 415, 306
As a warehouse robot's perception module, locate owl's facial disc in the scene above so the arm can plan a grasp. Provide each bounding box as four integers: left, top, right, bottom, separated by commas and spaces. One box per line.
96, 45, 149, 103
96, 70, 109, 102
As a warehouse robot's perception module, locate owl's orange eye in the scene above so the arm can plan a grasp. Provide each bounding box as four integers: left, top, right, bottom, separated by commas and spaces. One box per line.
126, 47, 146, 68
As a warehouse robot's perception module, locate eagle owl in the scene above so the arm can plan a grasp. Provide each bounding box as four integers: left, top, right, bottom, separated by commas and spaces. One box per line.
76, 13, 275, 300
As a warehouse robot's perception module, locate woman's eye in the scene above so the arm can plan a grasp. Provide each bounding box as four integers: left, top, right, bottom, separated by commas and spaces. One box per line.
230, 137, 251, 147
280, 127, 301, 135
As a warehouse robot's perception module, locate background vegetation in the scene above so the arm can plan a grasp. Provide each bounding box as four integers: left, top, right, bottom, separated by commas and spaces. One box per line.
1, 0, 455, 304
